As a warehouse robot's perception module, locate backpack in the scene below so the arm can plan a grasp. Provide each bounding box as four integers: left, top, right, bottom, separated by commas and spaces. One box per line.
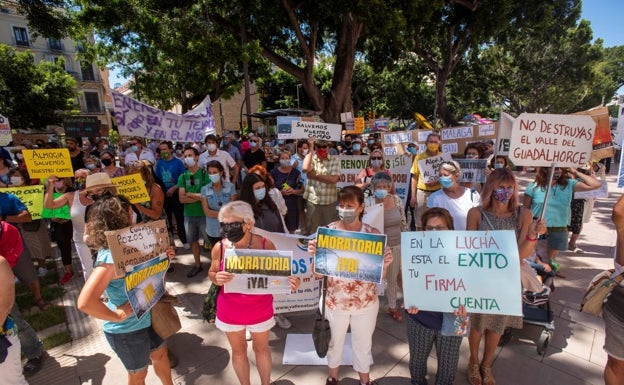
579, 269, 624, 316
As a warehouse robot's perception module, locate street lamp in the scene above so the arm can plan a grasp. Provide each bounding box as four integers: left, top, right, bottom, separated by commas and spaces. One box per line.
296, 84, 303, 109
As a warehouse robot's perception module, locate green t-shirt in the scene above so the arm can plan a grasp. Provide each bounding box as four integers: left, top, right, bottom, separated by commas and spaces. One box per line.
177, 168, 210, 216
41, 192, 71, 219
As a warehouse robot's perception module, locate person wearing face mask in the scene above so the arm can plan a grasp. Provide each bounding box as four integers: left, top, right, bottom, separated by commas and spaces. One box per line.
351, 138, 363, 155
365, 172, 406, 323
155, 141, 188, 249
83, 154, 101, 173
221, 134, 242, 183
42, 177, 75, 285
242, 134, 267, 172
122, 137, 155, 168
410, 133, 443, 230
270, 150, 303, 233
200, 160, 237, 246
302, 137, 340, 235
198, 134, 239, 183
240, 173, 285, 233
66, 137, 86, 173
291, 140, 309, 233
356, 149, 395, 197
99, 149, 125, 178
308, 186, 393, 385
90, 138, 109, 158
427, 161, 479, 231
341, 134, 354, 155
208, 201, 300, 385
523, 166, 601, 274
465, 168, 546, 385
177, 147, 211, 277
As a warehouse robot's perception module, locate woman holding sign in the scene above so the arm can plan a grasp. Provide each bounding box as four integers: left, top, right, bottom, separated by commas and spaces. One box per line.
465, 168, 545, 385
308, 186, 393, 385
209, 201, 300, 385
77, 195, 174, 385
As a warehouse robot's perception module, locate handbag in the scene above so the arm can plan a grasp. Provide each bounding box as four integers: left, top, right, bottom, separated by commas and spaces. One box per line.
313, 276, 331, 358
202, 283, 221, 323
151, 293, 181, 339
580, 269, 624, 316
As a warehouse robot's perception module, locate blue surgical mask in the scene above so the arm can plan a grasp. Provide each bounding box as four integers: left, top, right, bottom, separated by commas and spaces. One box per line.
209, 174, 221, 184
86, 164, 96, 170
250, 141, 258, 148
277, 139, 284, 145
254, 188, 266, 201
352, 143, 361, 151
407, 147, 417, 155
494, 163, 504, 169
279, 159, 290, 168
130, 145, 138, 152
371, 159, 383, 168
439, 176, 453, 189
368, 139, 374, 145
374, 189, 388, 199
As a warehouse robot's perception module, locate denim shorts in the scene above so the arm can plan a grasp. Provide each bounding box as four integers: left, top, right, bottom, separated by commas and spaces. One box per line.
184, 216, 206, 243
104, 326, 165, 372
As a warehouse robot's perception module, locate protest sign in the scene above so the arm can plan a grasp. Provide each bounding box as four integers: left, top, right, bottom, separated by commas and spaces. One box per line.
373, 119, 389, 131
574, 180, 608, 199
496, 112, 514, 156
0, 115, 12, 146
438, 123, 498, 155
383, 131, 417, 155
401, 230, 522, 316
112, 173, 151, 204
105, 220, 170, 278
277, 116, 302, 139
125, 256, 169, 319
22, 149, 74, 178
314, 227, 386, 284
2, 185, 44, 220
455, 159, 488, 184
353, 117, 365, 134
509, 113, 595, 168
417, 153, 454, 184
223, 248, 293, 295
574, 106, 613, 160
290, 121, 342, 142
63, 116, 100, 137
112, 91, 215, 142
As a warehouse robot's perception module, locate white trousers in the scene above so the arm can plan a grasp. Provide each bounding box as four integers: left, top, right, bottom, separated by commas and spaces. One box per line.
0, 334, 28, 385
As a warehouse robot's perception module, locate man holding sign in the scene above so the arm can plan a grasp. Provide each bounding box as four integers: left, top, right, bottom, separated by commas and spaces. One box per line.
410, 133, 443, 230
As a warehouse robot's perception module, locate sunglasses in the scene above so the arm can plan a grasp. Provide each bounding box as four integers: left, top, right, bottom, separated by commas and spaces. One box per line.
371, 157, 383, 160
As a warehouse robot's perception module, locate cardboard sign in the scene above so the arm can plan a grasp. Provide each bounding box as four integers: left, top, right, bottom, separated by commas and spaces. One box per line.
0, 115, 12, 146
401, 230, 522, 316
105, 220, 170, 278
353, 117, 365, 134
1, 185, 44, 220
509, 113, 595, 167
417, 153, 454, 184
314, 227, 386, 284
125, 256, 169, 319
456, 159, 488, 184
22, 149, 74, 178
290, 121, 342, 142
383, 131, 417, 155
112, 173, 151, 204
224, 248, 293, 294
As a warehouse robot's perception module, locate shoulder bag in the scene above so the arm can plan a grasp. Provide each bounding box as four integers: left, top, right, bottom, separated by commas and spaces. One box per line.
580, 269, 624, 316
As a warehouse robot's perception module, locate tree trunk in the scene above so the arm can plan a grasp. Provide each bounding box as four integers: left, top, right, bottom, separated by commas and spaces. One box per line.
435, 71, 459, 127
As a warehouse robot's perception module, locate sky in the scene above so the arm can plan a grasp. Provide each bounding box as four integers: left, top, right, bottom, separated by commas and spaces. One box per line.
108, 1, 624, 91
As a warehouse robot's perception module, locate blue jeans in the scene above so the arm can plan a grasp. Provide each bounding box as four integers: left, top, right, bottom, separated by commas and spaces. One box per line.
10, 303, 43, 360
104, 326, 164, 372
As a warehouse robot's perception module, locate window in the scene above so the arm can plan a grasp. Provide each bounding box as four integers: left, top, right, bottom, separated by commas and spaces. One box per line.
13, 26, 29, 46
48, 38, 62, 51
81, 62, 95, 81
84, 92, 101, 113
45, 55, 72, 71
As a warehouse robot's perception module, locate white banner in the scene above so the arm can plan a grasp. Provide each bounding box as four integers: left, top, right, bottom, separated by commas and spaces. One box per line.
290, 121, 342, 142
112, 91, 215, 142
417, 153, 454, 184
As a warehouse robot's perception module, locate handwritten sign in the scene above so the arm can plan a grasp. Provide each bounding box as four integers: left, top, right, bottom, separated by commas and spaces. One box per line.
290, 121, 342, 142
417, 153, 453, 184
2, 185, 44, 220
509, 113, 595, 167
314, 227, 386, 284
125, 256, 169, 319
22, 149, 74, 178
0, 115, 12, 146
401, 230, 522, 316
223, 248, 293, 294
456, 159, 488, 184
112, 173, 151, 203
496, 112, 515, 156
105, 220, 169, 278
353, 117, 365, 134
383, 131, 417, 155
112, 91, 215, 142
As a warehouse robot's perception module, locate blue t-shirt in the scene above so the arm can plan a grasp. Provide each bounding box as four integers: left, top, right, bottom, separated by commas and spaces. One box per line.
155, 157, 186, 190
96, 249, 151, 334
0, 192, 27, 218
525, 180, 578, 227
200, 181, 236, 237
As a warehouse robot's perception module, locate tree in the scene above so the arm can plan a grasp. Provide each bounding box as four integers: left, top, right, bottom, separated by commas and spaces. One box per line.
0, 44, 76, 130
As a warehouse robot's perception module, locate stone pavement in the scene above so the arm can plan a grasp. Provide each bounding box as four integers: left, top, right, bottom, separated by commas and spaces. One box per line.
25, 168, 621, 385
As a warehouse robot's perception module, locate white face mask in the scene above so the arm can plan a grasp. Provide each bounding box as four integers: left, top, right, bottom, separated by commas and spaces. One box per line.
302, 149, 309, 156
184, 156, 196, 167
207, 143, 217, 152
10, 176, 24, 186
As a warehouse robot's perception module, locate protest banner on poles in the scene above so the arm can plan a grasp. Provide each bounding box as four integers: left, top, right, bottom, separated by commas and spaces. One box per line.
417, 153, 453, 184
508, 113, 596, 168
289, 121, 342, 142
401, 230, 522, 316
0, 115, 12, 146
112, 91, 215, 142
223, 249, 293, 295
125, 256, 169, 319
314, 227, 386, 284
2, 185, 44, 220
112, 173, 151, 204
22, 149, 74, 178
105, 220, 170, 278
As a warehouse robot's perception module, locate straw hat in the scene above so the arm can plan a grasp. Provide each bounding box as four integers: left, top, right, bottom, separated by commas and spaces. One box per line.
84, 173, 116, 192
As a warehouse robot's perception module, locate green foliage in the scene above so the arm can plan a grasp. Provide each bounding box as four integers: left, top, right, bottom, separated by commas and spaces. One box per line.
43, 330, 72, 350
16, 0, 74, 39
24, 305, 67, 331
0, 44, 76, 130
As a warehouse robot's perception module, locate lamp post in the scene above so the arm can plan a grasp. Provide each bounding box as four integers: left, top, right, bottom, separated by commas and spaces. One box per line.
296, 84, 303, 109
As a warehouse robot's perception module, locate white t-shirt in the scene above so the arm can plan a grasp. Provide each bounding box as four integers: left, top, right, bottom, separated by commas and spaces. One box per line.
426, 187, 479, 230
197, 149, 236, 181
124, 149, 156, 165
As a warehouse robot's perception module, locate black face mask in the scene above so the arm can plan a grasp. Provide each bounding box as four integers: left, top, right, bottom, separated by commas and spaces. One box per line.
89, 191, 112, 201
101, 158, 113, 167
220, 221, 245, 243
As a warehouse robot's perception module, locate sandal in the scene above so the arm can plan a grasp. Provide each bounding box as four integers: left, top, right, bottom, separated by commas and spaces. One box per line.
480, 366, 496, 385
388, 308, 404, 322
36, 299, 50, 311
467, 363, 482, 385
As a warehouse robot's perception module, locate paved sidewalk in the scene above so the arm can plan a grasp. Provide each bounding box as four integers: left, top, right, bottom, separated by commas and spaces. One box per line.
25, 169, 621, 385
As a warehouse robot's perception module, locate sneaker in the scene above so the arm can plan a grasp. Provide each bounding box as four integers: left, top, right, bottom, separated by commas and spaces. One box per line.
183, 243, 190, 250
186, 265, 203, 278
568, 244, 584, 253
275, 314, 292, 329
37, 267, 48, 277
23, 353, 45, 377
245, 330, 252, 341
325, 377, 338, 385
59, 272, 74, 285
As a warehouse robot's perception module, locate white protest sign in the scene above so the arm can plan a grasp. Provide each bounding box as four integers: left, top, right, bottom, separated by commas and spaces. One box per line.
112, 91, 215, 142
401, 230, 522, 316
417, 153, 453, 184
496, 112, 514, 156
509, 113, 595, 167
223, 249, 293, 295
455, 159, 488, 184
0, 115, 12, 146
290, 121, 342, 142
